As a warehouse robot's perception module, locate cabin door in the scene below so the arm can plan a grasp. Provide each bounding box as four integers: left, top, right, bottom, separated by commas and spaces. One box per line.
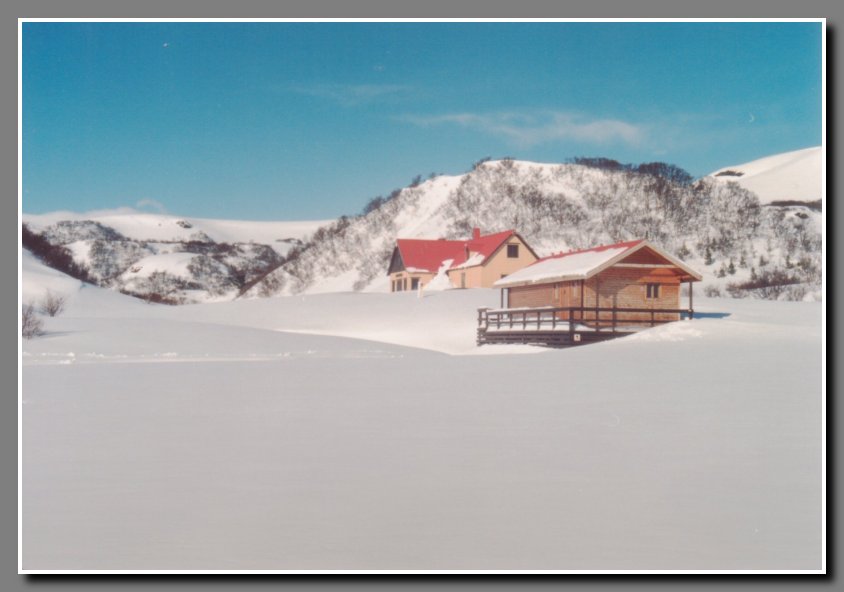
557, 283, 571, 320
558, 283, 570, 308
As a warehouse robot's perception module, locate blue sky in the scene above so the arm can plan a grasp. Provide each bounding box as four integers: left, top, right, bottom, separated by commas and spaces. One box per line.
22, 21, 822, 220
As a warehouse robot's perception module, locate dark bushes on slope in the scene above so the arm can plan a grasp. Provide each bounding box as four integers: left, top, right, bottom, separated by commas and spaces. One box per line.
22, 224, 91, 282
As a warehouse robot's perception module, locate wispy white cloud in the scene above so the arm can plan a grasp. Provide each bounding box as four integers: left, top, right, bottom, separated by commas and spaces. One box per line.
289, 83, 410, 107
399, 110, 645, 148
135, 198, 167, 214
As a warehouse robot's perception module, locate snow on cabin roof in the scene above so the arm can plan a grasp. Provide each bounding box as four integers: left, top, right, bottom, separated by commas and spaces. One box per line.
395, 230, 516, 273
494, 239, 701, 288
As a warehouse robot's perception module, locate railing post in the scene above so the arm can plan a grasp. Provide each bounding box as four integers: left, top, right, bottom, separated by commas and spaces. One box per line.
612, 307, 617, 333
522, 312, 527, 330
478, 308, 490, 330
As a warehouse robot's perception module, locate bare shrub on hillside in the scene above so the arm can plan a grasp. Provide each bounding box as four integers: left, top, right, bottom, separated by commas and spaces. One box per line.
39, 290, 66, 317
256, 270, 286, 297
22, 224, 92, 283
134, 271, 189, 304
22, 303, 44, 339
726, 268, 802, 299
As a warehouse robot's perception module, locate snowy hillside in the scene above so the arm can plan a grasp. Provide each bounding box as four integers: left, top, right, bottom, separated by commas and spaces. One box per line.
22, 209, 328, 252
20, 254, 823, 570
21, 249, 82, 304
254, 156, 822, 301
22, 151, 823, 304
22, 209, 328, 304
708, 146, 822, 205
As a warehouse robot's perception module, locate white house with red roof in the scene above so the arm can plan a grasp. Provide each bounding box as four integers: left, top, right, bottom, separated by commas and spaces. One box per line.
387, 228, 538, 292
492, 239, 702, 325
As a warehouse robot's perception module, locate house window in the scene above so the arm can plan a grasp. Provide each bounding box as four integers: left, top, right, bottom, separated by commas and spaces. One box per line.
646, 283, 660, 299
411, 278, 419, 290
507, 244, 519, 258
460, 272, 466, 289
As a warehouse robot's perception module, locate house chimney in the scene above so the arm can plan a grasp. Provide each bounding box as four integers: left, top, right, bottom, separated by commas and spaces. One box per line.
472, 227, 481, 240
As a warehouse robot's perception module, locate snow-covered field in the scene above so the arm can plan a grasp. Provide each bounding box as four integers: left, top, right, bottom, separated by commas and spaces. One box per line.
21, 255, 823, 571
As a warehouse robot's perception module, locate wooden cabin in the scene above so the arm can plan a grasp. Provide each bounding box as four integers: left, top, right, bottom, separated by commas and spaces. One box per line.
387, 228, 538, 291
475, 240, 702, 346
493, 239, 702, 327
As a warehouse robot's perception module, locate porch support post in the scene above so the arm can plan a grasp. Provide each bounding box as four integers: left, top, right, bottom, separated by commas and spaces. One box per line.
688, 280, 694, 319
500, 288, 504, 309
580, 279, 585, 322
595, 276, 600, 332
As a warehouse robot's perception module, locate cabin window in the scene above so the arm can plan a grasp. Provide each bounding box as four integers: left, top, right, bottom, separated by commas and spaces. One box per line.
646, 283, 660, 299
460, 272, 466, 288
411, 278, 419, 290
507, 244, 519, 258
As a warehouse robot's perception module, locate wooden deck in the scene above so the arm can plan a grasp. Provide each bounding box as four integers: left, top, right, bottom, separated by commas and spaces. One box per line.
477, 305, 694, 348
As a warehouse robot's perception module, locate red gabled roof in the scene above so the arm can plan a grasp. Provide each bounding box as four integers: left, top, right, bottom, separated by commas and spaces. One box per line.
452, 229, 516, 268
394, 238, 465, 273
394, 230, 516, 273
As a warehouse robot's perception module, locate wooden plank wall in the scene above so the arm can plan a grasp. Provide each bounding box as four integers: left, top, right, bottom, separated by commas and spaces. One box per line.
586, 268, 680, 323
506, 266, 683, 324
507, 283, 556, 308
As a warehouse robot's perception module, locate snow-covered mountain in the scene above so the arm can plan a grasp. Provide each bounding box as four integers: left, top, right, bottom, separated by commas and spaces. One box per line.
708, 146, 822, 206
22, 150, 823, 304
22, 209, 327, 255
253, 155, 822, 300
22, 210, 328, 303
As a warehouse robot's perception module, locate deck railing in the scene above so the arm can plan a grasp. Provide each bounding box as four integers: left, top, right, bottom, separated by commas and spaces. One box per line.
477, 305, 694, 334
